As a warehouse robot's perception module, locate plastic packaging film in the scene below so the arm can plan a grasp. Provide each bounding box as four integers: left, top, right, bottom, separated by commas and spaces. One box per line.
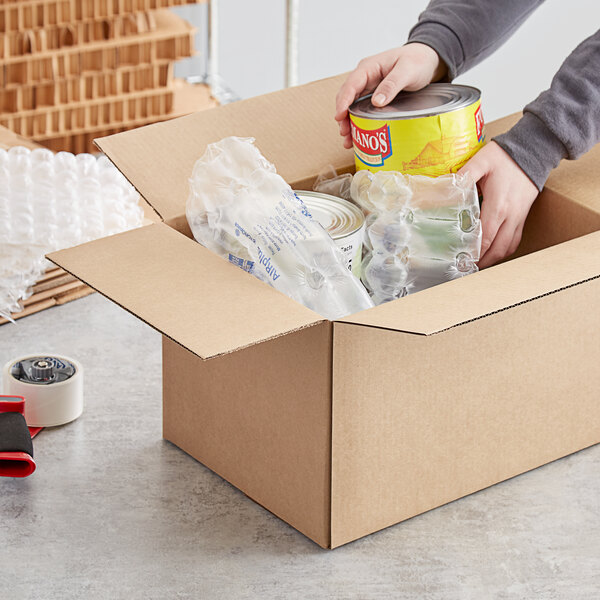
313, 165, 353, 201
186, 137, 374, 320
350, 170, 482, 303
0, 146, 144, 321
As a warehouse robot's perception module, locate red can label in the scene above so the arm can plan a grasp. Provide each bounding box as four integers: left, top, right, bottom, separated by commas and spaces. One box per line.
350, 123, 392, 167
474, 105, 484, 142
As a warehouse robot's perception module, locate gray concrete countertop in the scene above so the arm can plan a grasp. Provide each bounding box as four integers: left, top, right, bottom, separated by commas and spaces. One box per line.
1, 294, 599, 599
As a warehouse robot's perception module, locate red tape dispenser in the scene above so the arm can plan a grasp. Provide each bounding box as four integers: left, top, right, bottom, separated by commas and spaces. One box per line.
0, 395, 36, 478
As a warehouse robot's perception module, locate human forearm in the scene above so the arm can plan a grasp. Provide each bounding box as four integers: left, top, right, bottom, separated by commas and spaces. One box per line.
407, 0, 545, 79
494, 30, 600, 190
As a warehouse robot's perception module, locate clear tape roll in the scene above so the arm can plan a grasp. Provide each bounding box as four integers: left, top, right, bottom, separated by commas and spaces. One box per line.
2, 355, 84, 427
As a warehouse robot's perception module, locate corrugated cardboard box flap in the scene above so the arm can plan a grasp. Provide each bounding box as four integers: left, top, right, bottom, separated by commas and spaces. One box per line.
0, 125, 42, 150
341, 231, 600, 334
48, 223, 323, 358
484, 112, 521, 138
95, 74, 351, 223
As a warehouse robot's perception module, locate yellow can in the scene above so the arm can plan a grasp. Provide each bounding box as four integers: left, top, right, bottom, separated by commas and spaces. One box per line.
349, 84, 484, 177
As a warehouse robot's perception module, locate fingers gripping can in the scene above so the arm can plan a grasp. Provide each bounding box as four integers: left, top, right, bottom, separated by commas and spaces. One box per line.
349, 84, 484, 177
295, 191, 365, 278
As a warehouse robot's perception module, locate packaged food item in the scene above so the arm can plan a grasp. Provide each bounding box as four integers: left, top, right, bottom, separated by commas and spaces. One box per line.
294, 191, 364, 278
351, 170, 481, 302
349, 83, 484, 177
186, 137, 373, 320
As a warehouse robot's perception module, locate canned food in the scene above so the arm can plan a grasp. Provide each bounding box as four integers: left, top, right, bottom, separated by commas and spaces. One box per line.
349, 83, 484, 177
295, 191, 365, 278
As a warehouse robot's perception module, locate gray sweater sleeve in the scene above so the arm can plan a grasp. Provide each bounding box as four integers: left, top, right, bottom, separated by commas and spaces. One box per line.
408, 1, 600, 190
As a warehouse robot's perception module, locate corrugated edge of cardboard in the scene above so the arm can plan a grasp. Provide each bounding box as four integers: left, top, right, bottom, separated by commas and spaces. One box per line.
340, 224, 600, 335
0, 268, 94, 325
47, 241, 326, 361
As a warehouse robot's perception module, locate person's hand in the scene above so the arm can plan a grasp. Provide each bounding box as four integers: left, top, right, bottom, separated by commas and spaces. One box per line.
335, 43, 447, 149
457, 141, 539, 268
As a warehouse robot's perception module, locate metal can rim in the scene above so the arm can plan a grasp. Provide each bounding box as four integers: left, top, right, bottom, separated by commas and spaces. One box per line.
349, 83, 481, 120
295, 190, 364, 240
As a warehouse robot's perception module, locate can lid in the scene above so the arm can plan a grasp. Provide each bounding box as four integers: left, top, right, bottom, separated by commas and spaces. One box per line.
349, 83, 481, 120
295, 191, 364, 240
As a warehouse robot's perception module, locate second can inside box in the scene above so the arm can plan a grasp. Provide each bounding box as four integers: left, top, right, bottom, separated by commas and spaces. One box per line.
295, 190, 365, 279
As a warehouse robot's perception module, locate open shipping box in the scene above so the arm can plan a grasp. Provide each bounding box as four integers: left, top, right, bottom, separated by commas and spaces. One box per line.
49, 74, 600, 549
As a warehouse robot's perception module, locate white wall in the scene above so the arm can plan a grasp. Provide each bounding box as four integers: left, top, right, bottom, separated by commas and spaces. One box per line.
175, 0, 600, 121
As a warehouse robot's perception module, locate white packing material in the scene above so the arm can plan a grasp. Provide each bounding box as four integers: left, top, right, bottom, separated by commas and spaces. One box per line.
186, 137, 374, 320
351, 170, 482, 303
312, 165, 353, 201
0, 146, 144, 321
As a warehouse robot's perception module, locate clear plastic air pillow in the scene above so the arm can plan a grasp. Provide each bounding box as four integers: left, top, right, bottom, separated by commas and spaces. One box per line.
186, 137, 374, 320
351, 170, 482, 304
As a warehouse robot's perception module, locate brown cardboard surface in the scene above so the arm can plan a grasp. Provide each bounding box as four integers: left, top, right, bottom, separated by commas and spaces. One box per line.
36, 267, 63, 283
1, 63, 172, 113
0, 10, 193, 66
31, 272, 76, 293
162, 321, 333, 548
0, 11, 158, 60
0, 298, 56, 324
0, 124, 41, 149
511, 188, 600, 260
22, 280, 83, 306
96, 73, 351, 222
54, 285, 95, 305
484, 112, 521, 138
36, 81, 216, 154
48, 223, 323, 359
331, 277, 600, 547
341, 231, 600, 334
31, 80, 215, 140
0, 0, 204, 33
0, 275, 93, 326
1, 85, 175, 138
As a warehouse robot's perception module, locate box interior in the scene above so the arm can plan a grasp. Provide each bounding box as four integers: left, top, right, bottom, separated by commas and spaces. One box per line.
49, 73, 600, 360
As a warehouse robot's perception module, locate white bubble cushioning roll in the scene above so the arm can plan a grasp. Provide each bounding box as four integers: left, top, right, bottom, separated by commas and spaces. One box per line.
0, 147, 144, 320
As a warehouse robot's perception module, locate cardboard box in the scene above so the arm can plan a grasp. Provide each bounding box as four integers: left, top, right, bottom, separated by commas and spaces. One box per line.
49, 74, 600, 548
0, 122, 40, 150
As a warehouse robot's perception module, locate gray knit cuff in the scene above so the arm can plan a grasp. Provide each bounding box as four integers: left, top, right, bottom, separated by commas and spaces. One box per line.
407, 21, 465, 80
493, 112, 568, 191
